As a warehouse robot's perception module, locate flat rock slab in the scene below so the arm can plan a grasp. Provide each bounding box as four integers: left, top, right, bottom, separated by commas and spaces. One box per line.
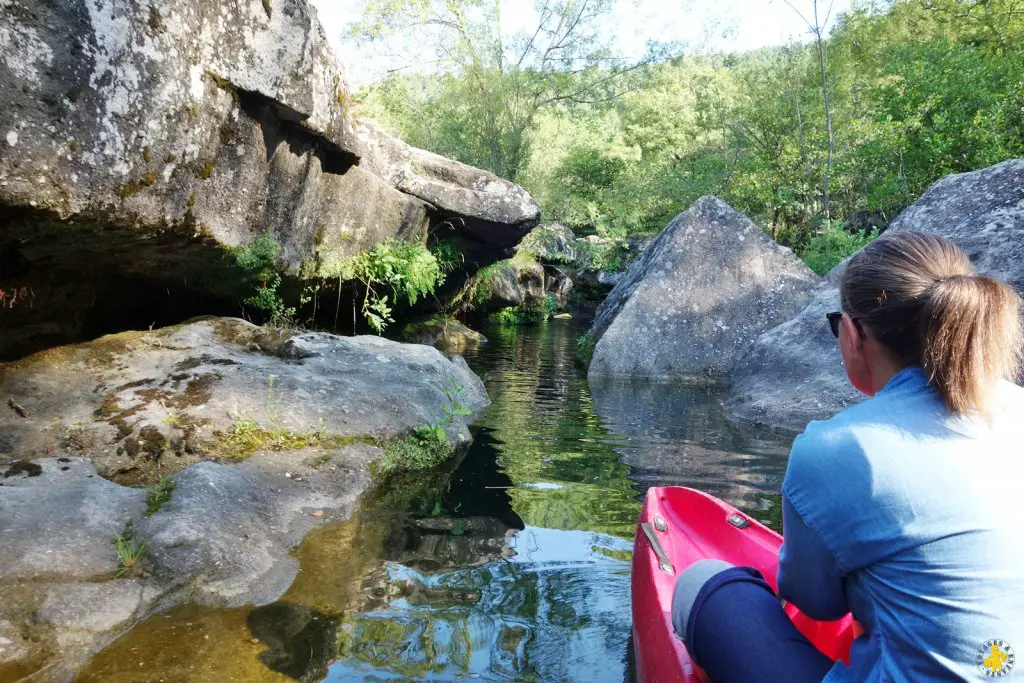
0, 458, 146, 580
588, 196, 818, 381
0, 317, 488, 482
37, 580, 148, 636
727, 158, 1024, 431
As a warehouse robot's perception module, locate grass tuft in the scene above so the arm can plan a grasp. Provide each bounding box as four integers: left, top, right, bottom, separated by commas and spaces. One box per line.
113, 523, 147, 576
145, 476, 175, 516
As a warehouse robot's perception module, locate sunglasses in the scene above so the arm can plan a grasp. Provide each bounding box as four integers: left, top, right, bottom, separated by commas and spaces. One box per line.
826, 312, 864, 338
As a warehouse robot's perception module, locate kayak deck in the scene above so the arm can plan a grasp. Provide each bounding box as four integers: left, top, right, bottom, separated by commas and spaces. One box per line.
631, 487, 855, 682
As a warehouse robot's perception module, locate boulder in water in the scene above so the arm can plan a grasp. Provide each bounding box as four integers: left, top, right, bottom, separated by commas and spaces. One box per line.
401, 316, 488, 353
726, 158, 1024, 431
587, 196, 818, 381
0, 317, 490, 675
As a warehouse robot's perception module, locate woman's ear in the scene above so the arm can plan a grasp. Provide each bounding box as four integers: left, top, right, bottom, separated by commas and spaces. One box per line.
840, 314, 875, 396
841, 314, 863, 348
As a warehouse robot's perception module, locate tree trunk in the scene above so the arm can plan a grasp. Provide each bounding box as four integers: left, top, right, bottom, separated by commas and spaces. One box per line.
813, 0, 834, 222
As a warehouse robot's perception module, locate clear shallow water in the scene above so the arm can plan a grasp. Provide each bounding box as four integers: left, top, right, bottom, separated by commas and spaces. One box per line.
78, 319, 795, 682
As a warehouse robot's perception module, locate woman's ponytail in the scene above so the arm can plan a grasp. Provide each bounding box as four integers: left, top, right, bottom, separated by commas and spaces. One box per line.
920, 274, 1022, 416
841, 231, 1023, 417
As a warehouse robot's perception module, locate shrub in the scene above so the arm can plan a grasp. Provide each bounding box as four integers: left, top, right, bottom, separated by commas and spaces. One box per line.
800, 223, 879, 276
378, 376, 471, 475
234, 234, 296, 323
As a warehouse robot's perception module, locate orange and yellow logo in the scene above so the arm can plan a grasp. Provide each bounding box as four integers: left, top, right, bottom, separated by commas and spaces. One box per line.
977, 639, 1015, 678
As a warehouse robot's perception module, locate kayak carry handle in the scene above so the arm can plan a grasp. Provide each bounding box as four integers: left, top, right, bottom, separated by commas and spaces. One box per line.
727, 513, 750, 529
640, 522, 675, 575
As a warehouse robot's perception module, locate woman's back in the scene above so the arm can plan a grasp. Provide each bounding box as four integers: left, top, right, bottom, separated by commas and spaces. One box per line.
784, 367, 1024, 681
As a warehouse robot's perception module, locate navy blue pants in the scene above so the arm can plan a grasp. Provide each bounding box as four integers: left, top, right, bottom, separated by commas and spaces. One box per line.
671, 561, 833, 683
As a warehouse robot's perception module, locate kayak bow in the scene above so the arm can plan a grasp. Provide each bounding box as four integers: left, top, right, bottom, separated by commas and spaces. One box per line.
631, 487, 856, 682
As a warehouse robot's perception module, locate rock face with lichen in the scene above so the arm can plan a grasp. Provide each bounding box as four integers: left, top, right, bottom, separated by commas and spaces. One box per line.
725, 158, 1024, 432
586, 196, 819, 381
0, 317, 488, 481
0, 0, 540, 358
0, 316, 489, 678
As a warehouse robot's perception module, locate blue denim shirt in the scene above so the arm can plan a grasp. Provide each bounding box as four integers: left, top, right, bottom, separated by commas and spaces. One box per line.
779, 367, 1024, 682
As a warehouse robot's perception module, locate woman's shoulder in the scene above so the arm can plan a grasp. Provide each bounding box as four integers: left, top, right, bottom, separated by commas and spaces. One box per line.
784, 396, 907, 502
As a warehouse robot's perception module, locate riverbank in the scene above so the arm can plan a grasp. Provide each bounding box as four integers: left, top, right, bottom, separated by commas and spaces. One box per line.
0, 317, 488, 680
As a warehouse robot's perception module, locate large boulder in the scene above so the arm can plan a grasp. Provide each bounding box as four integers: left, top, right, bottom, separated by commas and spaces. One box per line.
0, 0, 539, 358
0, 317, 489, 676
586, 196, 818, 381
726, 158, 1024, 432
0, 317, 488, 482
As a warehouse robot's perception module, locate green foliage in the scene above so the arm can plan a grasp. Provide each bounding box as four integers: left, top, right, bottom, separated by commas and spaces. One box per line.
800, 223, 879, 276
360, 0, 1024, 265
234, 234, 296, 323
113, 523, 147, 576
378, 376, 471, 475
350, 0, 671, 181
145, 476, 175, 516
575, 238, 634, 273
235, 234, 279, 271
430, 240, 463, 274
345, 240, 447, 334
576, 331, 597, 367
489, 296, 556, 327
491, 306, 526, 326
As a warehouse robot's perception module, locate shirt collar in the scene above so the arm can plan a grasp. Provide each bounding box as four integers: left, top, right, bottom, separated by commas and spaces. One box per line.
877, 366, 930, 396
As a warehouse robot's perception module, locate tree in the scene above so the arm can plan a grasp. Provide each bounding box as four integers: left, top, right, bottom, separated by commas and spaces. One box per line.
348, 0, 672, 180
781, 0, 837, 220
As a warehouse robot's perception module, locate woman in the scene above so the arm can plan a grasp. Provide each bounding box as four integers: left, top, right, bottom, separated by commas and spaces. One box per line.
671, 231, 1024, 682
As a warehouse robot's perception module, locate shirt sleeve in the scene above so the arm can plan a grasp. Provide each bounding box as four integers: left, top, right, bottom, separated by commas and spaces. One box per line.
777, 493, 849, 621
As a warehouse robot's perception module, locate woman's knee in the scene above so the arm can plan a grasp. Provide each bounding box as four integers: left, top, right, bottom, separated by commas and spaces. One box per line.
671, 559, 735, 642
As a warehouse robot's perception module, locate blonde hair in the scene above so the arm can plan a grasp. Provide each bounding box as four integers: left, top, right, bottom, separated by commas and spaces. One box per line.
840, 231, 1022, 416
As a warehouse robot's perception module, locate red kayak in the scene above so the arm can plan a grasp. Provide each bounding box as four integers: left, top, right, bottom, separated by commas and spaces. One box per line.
632, 487, 857, 682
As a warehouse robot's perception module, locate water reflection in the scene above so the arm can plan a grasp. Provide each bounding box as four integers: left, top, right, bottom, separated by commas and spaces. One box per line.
588, 379, 794, 527
328, 528, 632, 682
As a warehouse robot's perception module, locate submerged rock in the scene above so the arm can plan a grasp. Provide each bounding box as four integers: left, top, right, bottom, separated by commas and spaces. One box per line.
726, 158, 1024, 431
0, 0, 539, 358
587, 196, 818, 381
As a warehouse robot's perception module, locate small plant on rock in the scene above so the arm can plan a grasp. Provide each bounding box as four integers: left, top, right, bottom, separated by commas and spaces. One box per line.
113, 522, 147, 576
379, 376, 473, 475
576, 331, 597, 367
145, 476, 175, 516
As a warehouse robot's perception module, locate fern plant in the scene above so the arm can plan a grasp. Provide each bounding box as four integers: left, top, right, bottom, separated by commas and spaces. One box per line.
346, 240, 447, 333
